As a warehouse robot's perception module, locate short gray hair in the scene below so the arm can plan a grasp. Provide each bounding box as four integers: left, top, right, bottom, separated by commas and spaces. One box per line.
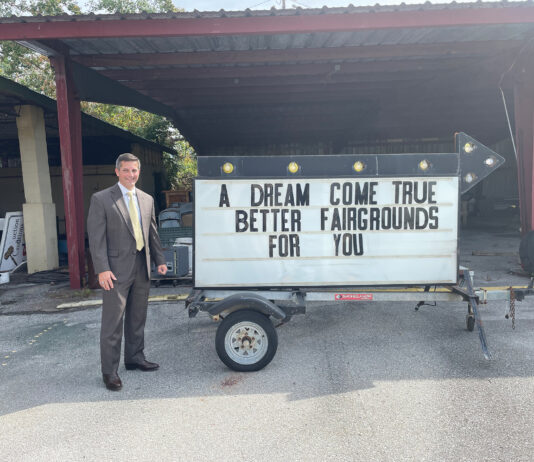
116, 153, 141, 170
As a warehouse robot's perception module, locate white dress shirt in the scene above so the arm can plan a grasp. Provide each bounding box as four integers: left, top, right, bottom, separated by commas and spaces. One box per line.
118, 182, 142, 228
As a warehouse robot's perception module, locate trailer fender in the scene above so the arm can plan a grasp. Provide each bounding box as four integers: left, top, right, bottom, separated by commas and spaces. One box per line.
207, 293, 287, 321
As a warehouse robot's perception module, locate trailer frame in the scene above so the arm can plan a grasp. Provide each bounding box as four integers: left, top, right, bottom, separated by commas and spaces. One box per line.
185, 269, 534, 370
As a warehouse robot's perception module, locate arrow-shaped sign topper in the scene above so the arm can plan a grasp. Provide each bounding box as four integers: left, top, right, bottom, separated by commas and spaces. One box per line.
198, 132, 505, 194
456, 132, 506, 194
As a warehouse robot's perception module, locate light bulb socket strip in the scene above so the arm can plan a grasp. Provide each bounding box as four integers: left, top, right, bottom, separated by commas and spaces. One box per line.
197, 133, 505, 195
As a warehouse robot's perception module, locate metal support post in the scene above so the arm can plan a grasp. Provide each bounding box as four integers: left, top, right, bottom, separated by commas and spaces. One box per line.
50, 54, 85, 289
463, 271, 493, 360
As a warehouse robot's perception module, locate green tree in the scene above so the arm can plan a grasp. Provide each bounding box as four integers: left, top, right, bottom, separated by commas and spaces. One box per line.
163, 139, 197, 190
81, 103, 174, 146
0, 0, 197, 189
0, 0, 83, 98
80, 0, 192, 190
0, 42, 56, 96
89, 0, 176, 13
0, 0, 81, 16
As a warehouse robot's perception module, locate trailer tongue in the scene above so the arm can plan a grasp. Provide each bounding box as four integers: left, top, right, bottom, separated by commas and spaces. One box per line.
188, 133, 508, 371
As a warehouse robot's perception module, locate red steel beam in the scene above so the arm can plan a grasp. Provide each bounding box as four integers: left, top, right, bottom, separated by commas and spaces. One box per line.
2, 6, 534, 40
511, 49, 534, 234
50, 54, 85, 289
514, 78, 534, 233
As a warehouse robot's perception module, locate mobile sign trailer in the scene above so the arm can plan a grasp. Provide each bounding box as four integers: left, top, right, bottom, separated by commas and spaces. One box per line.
187, 133, 518, 372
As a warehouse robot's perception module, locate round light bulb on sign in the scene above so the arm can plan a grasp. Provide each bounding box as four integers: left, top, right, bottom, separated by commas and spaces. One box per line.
464, 142, 475, 154
418, 159, 430, 171
353, 161, 365, 172
222, 162, 234, 174
288, 162, 299, 174
464, 172, 476, 183
484, 157, 496, 167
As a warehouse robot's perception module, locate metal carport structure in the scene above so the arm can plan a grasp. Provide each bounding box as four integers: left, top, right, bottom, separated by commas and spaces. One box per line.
2, 1, 534, 288
0, 75, 172, 276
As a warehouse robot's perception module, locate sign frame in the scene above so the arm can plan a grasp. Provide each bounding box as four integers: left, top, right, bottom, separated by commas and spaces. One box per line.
193, 133, 504, 290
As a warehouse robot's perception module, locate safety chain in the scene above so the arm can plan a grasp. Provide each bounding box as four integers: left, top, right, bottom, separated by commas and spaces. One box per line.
505, 286, 516, 329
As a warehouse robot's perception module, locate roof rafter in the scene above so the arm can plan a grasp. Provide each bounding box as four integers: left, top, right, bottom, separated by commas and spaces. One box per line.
71, 40, 519, 67
100, 57, 476, 81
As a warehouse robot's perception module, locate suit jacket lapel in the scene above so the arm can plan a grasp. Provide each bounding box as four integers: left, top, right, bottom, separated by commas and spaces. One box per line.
111, 184, 135, 239
137, 191, 151, 244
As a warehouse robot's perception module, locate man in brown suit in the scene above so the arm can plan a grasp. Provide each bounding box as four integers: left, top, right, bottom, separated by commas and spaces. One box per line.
87, 153, 167, 391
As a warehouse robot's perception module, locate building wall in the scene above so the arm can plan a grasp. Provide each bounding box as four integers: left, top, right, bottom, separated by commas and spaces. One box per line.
0, 168, 26, 216
0, 151, 164, 237
130, 143, 164, 197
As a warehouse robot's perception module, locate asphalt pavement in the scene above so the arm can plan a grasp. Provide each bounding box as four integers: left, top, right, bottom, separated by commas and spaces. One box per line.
1, 225, 534, 461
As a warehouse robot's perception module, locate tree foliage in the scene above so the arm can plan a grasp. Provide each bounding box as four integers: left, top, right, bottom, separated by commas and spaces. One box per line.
0, 0, 196, 190
0, 42, 56, 97
164, 140, 197, 190
0, 1, 82, 98
0, 0, 81, 17
89, 0, 176, 13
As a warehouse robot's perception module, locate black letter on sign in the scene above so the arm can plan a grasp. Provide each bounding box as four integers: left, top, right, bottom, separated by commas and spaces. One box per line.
330, 183, 340, 205
429, 206, 439, 229
235, 210, 248, 232
250, 184, 263, 206
219, 184, 230, 207
296, 184, 310, 206
269, 235, 277, 258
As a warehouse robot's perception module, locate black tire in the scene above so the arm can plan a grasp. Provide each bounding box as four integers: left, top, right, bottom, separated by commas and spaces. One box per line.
215, 309, 278, 372
519, 231, 534, 274
466, 315, 475, 332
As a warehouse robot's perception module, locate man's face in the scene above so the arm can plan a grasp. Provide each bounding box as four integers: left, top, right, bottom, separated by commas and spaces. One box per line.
115, 160, 140, 190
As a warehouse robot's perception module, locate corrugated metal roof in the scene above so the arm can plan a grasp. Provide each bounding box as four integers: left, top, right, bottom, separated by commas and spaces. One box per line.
60, 23, 533, 59
1, 1, 533, 153
1, 1, 533, 23
3, 1, 531, 64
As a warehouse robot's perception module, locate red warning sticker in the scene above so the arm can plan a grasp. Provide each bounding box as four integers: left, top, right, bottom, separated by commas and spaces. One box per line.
335, 293, 373, 301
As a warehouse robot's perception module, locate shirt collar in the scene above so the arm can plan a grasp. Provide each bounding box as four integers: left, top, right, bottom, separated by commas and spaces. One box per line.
118, 182, 136, 197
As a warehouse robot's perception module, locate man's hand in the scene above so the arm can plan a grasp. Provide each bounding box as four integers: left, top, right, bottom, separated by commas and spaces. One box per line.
98, 270, 117, 290
157, 264, 167, 275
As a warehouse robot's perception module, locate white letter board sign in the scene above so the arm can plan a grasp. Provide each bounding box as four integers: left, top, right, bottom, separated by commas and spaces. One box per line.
194, 176, 459, 288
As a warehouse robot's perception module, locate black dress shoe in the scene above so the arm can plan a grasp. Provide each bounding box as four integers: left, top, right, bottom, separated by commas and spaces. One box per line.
125, 359, 159, 371
103, 373, 122, 391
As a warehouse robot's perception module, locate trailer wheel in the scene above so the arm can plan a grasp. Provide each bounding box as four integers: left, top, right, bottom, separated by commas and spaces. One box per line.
215, 309, 278, 372
519, 231, 534, 274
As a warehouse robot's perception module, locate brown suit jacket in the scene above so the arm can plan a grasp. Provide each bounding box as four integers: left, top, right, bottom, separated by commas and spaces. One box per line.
87, 183, 165, 280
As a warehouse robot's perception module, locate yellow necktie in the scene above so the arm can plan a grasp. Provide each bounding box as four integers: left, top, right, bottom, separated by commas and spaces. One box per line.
127, 191, 144, 251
